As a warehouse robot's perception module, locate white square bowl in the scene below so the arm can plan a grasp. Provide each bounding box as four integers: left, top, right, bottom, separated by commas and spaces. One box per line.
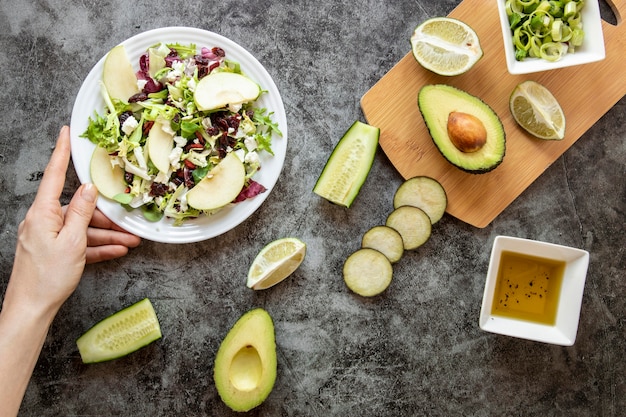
479, 236, 589, 346
497, 0, 606, 74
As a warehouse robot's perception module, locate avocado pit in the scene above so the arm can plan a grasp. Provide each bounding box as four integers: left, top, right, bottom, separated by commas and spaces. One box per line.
447, 111, 487, 153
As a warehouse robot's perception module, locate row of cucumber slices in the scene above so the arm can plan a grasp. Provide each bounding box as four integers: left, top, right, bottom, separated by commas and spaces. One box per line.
343, 176, 447, 297
311, 118, 448, 297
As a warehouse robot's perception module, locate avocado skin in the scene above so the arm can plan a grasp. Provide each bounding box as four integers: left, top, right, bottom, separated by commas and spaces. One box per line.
418, 84, 506, 174
213, 308, 277, 412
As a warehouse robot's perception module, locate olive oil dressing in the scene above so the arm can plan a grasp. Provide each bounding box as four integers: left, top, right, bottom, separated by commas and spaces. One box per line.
491, 251, 565, 325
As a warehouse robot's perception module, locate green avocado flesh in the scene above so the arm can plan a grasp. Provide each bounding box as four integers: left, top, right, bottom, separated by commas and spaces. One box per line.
418, 84, 505, 174
213, 308, 277, 412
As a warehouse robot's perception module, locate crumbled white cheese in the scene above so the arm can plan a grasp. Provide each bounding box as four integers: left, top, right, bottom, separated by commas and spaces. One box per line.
174, 135, 187, 147
166, 61, 185, 82
136, 79, 148, 91
187, 78, 196, 92
172, 61, 185, 73
244, 136, 258, 152
121, 115, 139, 136
142, 192, 154, 204
169, 146, 183, 169
167, 69, 182, 82
227, 103, 242, 113
244, 151, 260, 166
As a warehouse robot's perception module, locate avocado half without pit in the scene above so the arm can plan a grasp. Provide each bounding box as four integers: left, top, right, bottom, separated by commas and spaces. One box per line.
213, 308, 277, 412
418, 84, 505, 174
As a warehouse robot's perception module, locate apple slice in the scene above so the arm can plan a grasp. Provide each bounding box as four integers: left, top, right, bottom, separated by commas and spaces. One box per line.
148, 47, 166, 79
186, 152, 246, 210
90, 146, 127, 199
103, 45, 140, 101
147, 119, 174, 173
194, 72, 261, 111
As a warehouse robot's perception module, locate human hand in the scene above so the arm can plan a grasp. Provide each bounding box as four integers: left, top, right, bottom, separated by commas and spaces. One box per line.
5, 126, 140, 318
64, 206, 142, 264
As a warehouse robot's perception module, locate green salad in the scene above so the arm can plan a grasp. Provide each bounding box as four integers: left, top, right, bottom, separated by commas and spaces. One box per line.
81, 42, 281, 224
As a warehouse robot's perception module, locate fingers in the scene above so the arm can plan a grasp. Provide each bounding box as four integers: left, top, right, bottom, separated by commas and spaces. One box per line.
35, 126, 71, 205
85, 245, 132, 264
86, 226, 141, 249
84, 220, 141, 264
88, 209, 131, 232
62, 206, 128, 232
60, 183, 98, 244
61, 203, 142, 264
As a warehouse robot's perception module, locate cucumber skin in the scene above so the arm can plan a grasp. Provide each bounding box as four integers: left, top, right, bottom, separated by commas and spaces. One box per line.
313, 121, 380, 208
76, 298, 162, 364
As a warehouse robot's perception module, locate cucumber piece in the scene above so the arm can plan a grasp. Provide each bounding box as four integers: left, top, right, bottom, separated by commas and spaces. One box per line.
361, 225, 404, 263
386, 206, 432, 250
393, 176, 447, 224
76, 298, 162, 363
343, 248, 393, 297
313, 121, 379, 207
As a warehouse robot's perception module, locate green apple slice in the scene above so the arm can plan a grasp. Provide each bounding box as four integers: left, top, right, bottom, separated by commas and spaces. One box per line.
194, 72, 261, 111
186, 152, 246, 210
90, 146, 127, 199
103, 45, 140, 101
147, 119, 174, 173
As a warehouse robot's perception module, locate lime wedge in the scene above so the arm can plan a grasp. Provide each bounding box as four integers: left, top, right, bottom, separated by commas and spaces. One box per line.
509, 80, 566, 140
410, 17, 483, 76
247, 238, 306, 290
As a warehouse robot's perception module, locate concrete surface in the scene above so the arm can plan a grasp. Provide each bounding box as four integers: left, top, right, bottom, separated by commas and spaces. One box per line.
0, 1, 624, 416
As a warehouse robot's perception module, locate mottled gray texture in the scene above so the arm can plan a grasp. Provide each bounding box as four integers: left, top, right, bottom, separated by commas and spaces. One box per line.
0, 0, 624, 416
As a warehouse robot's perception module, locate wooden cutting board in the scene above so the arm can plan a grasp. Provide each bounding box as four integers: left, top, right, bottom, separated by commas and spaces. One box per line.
361, 0, 626, 228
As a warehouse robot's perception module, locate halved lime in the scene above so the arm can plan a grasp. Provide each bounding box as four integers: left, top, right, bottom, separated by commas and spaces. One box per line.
247, 237, 306, 290
410, 17, 483, 76
509, 80, 566, 140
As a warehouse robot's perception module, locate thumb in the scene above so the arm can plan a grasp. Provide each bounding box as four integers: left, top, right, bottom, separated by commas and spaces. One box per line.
62, 183, 99, 239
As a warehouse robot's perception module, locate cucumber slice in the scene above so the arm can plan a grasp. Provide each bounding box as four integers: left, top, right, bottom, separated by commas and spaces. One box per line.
343, 248, 393, 297
76, 298, 162, 363
386, 206, 432, 250
313, 121, 379, 207
361, 225, 404, 263
393, 176, 447, 224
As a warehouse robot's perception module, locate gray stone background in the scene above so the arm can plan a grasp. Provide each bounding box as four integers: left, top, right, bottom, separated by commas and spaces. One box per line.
0, 1, 624, 416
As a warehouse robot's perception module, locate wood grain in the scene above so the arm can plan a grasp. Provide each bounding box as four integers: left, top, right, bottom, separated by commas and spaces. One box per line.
361, 0, 626, 228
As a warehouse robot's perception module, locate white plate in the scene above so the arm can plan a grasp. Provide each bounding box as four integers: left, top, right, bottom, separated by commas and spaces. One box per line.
70, 27, 287, 244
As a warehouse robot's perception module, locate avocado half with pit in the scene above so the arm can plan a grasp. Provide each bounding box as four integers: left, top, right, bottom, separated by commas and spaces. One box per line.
418, 84, 505, 174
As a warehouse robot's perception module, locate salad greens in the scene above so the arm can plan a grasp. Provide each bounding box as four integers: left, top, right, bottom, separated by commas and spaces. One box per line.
81, 42, 281, 225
